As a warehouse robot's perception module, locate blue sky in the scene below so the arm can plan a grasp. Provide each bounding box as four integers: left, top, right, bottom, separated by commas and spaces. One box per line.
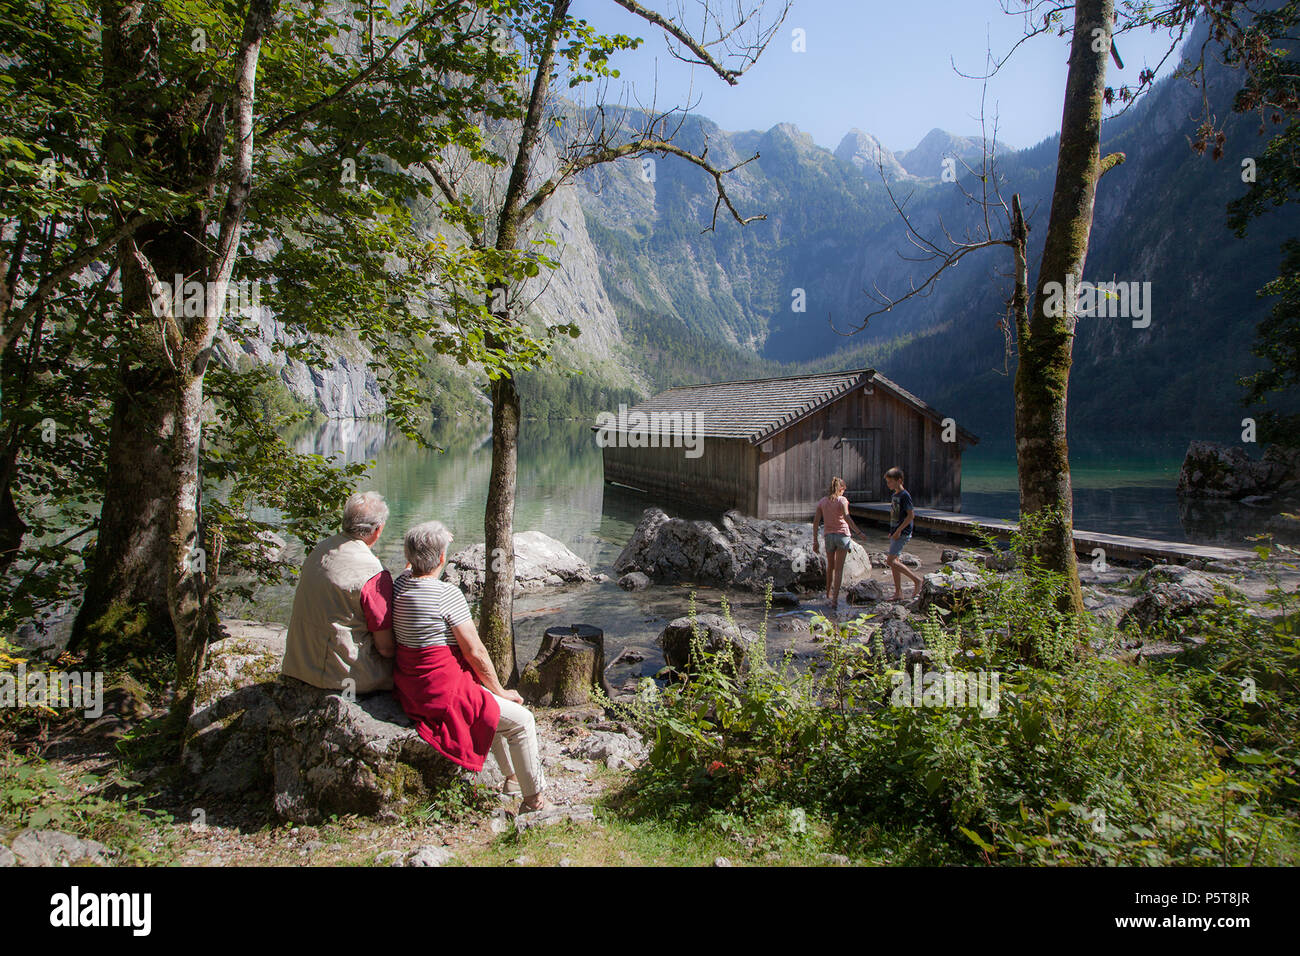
568, 0, 1193, 153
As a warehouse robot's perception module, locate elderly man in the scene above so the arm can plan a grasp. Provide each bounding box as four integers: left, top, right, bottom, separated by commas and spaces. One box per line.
282, 491, 396, 693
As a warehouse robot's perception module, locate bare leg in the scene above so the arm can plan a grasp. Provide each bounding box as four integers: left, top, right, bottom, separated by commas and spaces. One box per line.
821, 544, 832, 602
830, 548, 846, 609
888, 556, 904, 600
903, 564, 923, 598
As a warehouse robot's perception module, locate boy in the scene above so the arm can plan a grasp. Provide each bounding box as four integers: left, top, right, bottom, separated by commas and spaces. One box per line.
884, 467, 923, 601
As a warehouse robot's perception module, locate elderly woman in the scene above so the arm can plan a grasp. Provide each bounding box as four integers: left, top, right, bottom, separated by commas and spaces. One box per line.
390, 521, 547, 813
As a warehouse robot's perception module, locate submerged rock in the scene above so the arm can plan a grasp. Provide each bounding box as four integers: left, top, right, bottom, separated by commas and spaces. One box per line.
1267, 512, 1300, 543
657, 612, 759, 676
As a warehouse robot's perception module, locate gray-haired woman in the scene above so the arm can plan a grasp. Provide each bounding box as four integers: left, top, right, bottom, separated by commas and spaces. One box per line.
389, 521, 547, 813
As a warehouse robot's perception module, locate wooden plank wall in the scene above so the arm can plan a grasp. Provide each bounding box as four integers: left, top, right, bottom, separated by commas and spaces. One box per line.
602, 438, 759, 513
759, 386, 964, 517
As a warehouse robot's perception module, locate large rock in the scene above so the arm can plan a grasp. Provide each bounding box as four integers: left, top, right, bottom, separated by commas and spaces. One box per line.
268, 682, 465, 824
1120, 566, 1227, 635
9, 829, 114, 867
614, 507, 871, 592
724, 511, 872, 590
1177, 442, 1300, 500
918, 570, 986, 612
445, 531, 594, 597
185, 623, 289, 798
657, 613, 759, 676
613, 509, 739, 584
187, 621, 496, 824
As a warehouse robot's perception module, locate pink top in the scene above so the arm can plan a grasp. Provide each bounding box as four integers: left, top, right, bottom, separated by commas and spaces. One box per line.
817, 495, 850, 536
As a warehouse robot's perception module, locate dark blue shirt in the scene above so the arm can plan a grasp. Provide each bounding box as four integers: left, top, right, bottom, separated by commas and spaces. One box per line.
890, 488, 914, 533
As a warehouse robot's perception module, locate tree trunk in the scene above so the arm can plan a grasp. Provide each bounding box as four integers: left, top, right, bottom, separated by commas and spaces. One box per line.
478, 1, 571, 688
68, 358, 178, 662
518, 624, 613, 706
480, 372, 521, 687
72, 0, 272, 720
1016, 0, 1116, 616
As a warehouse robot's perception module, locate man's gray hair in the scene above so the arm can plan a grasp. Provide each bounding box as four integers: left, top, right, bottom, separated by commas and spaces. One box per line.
343, 491, 389, 540
405, 521, 454, 575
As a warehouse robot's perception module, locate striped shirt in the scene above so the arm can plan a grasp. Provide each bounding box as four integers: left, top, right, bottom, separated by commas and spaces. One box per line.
392, 570, 474, 649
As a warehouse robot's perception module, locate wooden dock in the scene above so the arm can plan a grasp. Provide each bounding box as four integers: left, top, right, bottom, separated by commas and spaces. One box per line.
851, 503, 1257, 565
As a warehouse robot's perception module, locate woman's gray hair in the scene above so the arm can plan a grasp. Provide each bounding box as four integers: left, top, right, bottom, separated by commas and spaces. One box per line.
405, 521, 454, 575
342, 491, 389, 540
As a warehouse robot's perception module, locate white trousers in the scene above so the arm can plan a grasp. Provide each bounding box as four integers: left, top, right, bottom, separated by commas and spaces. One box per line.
488, 692, 546, 798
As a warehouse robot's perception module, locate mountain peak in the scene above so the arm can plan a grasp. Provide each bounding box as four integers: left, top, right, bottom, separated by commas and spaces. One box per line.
834, 128, 910, 181
896, 128, 1012, 178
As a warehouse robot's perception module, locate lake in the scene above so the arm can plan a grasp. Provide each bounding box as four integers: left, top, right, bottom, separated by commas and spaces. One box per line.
219, 419, 1269, 672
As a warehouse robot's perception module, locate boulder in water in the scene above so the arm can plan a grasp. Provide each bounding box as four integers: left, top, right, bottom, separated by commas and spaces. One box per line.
445, 530, 594, 596
657, 613, 759, 677
1177, 441, 1300, 500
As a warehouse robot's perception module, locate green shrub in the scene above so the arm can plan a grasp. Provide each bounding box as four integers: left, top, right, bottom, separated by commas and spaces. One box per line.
607, 561, 1297, 864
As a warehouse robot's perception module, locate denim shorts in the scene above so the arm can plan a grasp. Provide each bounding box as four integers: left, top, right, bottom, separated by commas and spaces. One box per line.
824, 532, 851, 553
887, 529, 911, 556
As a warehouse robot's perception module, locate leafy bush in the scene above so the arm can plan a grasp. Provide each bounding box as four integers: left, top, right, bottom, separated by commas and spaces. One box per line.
0, 754, 174, 863
1148, 543, 1300, 814
607, 559, 1297, 864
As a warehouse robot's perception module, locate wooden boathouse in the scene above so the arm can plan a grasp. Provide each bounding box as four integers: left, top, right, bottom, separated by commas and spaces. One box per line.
595, 368, 978, 519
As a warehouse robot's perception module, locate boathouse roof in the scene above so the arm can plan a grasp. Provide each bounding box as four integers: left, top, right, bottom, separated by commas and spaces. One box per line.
598, 369, 978, 446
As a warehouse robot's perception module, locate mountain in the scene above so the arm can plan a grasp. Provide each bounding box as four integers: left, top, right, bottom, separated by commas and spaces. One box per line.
834, 129, 912, 182
252, 14, 1299, 445
557, 18, 1299, 443
895, 127, 996, 179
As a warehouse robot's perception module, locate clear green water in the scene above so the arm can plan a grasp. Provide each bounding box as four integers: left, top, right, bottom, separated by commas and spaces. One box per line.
221, 421, 1268, 667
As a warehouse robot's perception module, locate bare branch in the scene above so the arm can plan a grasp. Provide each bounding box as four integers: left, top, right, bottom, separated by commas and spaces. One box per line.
610, 0, 791, 86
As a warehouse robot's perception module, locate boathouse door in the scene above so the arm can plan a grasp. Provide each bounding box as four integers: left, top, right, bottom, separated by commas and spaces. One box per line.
838, 428, 880, 502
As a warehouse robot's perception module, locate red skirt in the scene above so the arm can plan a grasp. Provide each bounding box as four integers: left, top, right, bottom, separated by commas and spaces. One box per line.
392, 644, 501, 772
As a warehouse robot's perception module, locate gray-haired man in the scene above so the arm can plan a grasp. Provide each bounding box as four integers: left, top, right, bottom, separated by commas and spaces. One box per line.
282, 491, 396, 693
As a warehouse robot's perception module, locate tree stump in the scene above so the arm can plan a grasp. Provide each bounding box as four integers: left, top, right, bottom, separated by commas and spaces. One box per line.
518, 625, 614, 707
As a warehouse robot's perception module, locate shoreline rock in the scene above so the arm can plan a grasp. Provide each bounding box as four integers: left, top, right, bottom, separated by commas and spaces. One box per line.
615, 507, 872, 593
187, 622, 497, 824
1177, 441, 1300, 502
445, 531, 595, 597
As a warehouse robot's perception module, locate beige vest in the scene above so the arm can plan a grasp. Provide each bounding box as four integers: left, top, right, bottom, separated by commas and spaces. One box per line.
281, 532, 394, 693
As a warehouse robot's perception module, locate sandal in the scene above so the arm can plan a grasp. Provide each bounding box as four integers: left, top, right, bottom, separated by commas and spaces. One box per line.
518, 794, 547, 814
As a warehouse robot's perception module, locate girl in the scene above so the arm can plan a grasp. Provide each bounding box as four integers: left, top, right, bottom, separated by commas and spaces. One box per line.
812, 477, 867, 612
